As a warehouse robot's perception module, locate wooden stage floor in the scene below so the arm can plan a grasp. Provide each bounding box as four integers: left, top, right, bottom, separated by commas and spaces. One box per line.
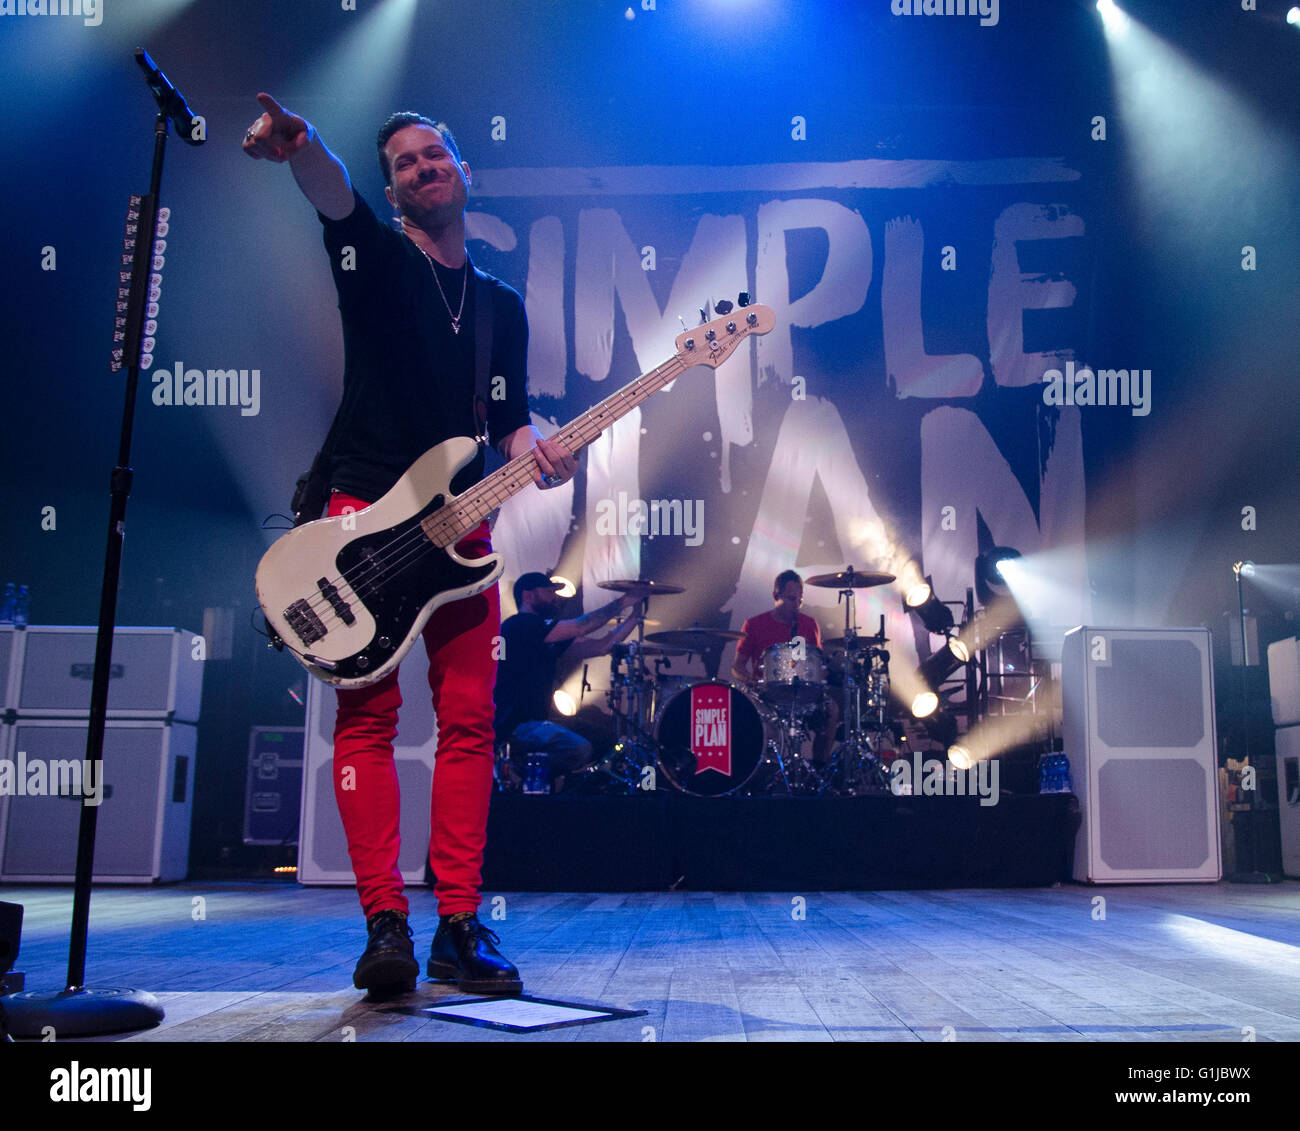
6, 881, 1300, 1043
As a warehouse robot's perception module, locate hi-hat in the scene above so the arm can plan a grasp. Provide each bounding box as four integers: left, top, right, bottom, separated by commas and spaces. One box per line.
612, 641, 685, 657
598, 579, 686, 594
805, 568, 895, 589
824, 634, 889, 651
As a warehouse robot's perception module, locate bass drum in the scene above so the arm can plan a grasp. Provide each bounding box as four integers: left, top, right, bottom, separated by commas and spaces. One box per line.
654, 680, 768, 797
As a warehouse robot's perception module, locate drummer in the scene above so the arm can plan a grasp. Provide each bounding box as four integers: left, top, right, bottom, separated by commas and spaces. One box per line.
731, 570, 836, 764
730, 570, 823, 683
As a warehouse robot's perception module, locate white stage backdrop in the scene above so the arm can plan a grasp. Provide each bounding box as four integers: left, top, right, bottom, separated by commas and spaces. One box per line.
466, 155, 1092, 688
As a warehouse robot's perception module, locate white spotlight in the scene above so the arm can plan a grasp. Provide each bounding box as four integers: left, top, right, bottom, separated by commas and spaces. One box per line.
551, 575, 576, 598
553, 689, 577, 716
911, 691, 939, 719
1288, 7, 1300, 27
1097, 0, 1128, 34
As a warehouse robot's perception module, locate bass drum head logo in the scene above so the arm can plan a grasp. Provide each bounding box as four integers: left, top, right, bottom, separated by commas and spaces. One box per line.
654, 681, 765, 797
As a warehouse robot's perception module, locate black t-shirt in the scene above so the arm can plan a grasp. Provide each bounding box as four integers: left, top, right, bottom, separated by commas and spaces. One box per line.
494, 612, 571, 738
318, 189, 531, 502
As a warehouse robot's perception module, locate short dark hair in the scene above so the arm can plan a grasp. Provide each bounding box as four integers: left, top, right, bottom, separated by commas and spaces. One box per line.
376, 112, 463, 185
774, 570, 802, 592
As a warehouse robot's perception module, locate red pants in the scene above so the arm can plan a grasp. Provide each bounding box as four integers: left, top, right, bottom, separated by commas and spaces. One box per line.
328, 491, 498, 918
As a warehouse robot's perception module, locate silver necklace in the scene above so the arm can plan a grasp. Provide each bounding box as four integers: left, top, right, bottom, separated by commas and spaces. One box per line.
412, 240, 468, 335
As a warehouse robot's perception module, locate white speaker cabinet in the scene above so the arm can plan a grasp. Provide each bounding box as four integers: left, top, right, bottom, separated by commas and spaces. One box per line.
1268, 637, 1300, 728
0, 718, 196, 883
15, 626, 203, 722
298, 659, 439, 886
0, 625, 22, 712
1275, 725, 1300, 879
1063, 626, 1221, 883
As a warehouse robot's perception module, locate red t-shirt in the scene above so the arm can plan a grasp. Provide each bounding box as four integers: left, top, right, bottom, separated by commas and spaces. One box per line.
734, 610, 822, 680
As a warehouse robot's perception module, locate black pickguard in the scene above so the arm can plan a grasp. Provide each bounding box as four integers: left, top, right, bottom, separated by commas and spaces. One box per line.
325, 495, 496, 681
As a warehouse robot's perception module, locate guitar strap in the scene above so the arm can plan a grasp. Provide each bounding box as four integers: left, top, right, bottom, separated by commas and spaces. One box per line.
292, 262, 497, 526
290, 368, 366, 526
472, 265, 495, 443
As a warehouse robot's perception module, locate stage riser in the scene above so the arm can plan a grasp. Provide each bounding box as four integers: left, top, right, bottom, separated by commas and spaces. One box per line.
481, 794, 1076, 892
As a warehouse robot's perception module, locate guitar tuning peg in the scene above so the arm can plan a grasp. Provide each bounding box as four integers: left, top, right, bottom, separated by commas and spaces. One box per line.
714, 299, 734, 316
698, 307, 709, 325
678, 315, 689, 332
737, 291, 751, 307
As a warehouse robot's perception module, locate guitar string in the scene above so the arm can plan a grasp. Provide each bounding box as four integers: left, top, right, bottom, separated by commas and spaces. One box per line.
294, 351, 688, 628
287, 358, 690, 637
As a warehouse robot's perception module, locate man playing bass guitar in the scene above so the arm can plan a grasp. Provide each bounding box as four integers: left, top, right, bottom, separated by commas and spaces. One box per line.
243, 93, 574, 997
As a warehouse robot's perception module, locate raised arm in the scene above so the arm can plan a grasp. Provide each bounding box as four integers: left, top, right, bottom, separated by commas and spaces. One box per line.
543, 594, 636, 645
241, 92, 354, 221
564, 610, 641, 661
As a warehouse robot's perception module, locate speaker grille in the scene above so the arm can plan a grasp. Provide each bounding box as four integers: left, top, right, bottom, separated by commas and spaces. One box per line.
1097, 758, 1211, 869
1096, 640, 1206, 748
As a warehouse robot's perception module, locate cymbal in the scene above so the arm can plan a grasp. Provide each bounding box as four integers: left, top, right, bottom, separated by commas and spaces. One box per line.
597, 579, 686, 595
646, 628, 744, 651
805, 568, 896, 589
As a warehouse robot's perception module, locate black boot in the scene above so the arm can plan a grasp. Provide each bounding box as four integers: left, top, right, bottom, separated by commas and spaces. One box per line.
353, 909, 418, 995
427, 913, 522, 995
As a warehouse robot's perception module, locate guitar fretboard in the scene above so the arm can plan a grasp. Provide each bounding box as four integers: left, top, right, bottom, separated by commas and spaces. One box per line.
421, 353, 690, 548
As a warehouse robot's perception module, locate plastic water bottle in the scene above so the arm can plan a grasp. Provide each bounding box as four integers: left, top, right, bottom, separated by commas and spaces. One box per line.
0, 583, 14, 624
522, 751, 550, 795
12, 585, 28, 628
1039, 753, 1075, 794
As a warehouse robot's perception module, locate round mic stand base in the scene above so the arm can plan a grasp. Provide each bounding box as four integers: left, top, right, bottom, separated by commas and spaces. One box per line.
0, 987, 164, 1039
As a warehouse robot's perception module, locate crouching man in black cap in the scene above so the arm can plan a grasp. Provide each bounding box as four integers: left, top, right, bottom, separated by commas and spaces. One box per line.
495, 573, 647, 787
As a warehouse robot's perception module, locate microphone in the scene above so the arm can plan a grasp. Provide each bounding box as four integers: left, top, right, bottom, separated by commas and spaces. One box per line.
134, 48, 205, 145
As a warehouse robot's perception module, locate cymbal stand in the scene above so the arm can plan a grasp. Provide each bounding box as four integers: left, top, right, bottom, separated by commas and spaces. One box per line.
603, 602, 657, 791
828, 593, 889, 795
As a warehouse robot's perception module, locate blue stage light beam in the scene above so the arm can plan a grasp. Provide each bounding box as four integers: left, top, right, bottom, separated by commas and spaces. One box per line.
1096, 0, 1128, 37
287, 0, 421, 165
1099, 6, 1287, 258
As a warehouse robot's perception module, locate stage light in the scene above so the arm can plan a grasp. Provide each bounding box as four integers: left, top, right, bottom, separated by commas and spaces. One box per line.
947, 745, 974, 771
918, 636, 970, 690
1097, 0, 1127, 35
975, 546, 1021, 606
911, 691, 939, 719
551, 575, 577, 598
1288, 8, 1300, 27
1235, 560, 1256, 579
553, 689, 577, 716
903, 575, 955, 635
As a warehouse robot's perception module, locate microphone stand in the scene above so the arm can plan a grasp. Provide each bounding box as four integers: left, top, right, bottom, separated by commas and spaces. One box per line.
3, 50, 201, 1038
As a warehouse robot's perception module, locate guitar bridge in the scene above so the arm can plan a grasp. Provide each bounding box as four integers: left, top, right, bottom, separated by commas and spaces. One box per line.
317, 577, 356, 626
284, 598, 326, 646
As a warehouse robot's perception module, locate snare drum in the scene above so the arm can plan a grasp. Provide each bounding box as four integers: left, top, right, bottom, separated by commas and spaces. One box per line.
759, 641, 827, 707
654, 680, 767, 796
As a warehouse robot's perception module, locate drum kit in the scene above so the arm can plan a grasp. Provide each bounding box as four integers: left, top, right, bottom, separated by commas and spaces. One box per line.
578, 567, 902, 797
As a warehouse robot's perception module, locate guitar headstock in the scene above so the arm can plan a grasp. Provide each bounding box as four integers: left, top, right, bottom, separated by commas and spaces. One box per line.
674, 296, 775, 369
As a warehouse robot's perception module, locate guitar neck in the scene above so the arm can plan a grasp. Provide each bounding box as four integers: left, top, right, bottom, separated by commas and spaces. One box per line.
424, 352, 690, 548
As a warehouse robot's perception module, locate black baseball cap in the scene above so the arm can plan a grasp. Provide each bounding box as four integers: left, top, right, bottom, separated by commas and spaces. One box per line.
513, 571, 564, 609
